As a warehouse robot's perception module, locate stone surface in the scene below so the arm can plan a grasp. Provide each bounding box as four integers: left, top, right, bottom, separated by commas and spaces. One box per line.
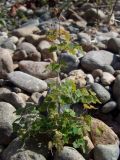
102, 65, 115, 75
0, 48, 14, 79
83, 8, 106, 23
107, 38, 120, 54
38, 40, 57, 61
101, 72, 115, 85
96, 31, 118, 42
1, 39, 16, 50
54, 146, 85, 160
0, 102, 16, 145
113, 75, 120, 109
59, 53, 80, 73
0, 91, 26, 109
94, 144, 119, 160
25, 34, 42, 45
81, 50, 118, 71
2, 138, 48, 160
19, 61, 57, 79
86, 74, 94, 84
64, 69, 86, 88
90, 118, 119, 146
8, 71, 48, 93
12, 26, 40, 37
102, 101, 117, 113
92, 69, 103, 78
13, 42, 41, 61
91, 83, 111, 103
0, 87, 26, 108
2, 138, 46, 160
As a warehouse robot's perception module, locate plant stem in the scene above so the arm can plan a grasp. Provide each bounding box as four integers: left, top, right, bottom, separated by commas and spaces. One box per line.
108, 0, 118, 24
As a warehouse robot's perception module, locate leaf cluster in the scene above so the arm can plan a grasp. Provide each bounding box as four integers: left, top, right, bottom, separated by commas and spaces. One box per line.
14, 80, 100, 153
47, 29, 83, 55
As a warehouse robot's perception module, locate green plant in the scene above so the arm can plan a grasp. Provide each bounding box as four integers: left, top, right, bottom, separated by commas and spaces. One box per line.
47, 28, 83, 55
14, 80, 100, 153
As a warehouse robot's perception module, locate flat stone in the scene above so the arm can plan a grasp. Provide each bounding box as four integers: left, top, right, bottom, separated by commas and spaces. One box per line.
8, 71, 48, 93
19, 61, 57, 79
12, 26, 40, 37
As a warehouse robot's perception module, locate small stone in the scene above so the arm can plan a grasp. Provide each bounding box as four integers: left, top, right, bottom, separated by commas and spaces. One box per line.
8, 71, 48, 93
83, 8, 106, 23
102, 65, 115, 75
25, 34, 42, 45
113, 75, 120, 109
91, 83, 111, 103
55, 146, 85, 160
92, 69, 103, 78
101, 72, 115, 85
1, 39, 16, 50
17, 93, 29, 102
0, 102, 16, 145
78, 32, 91, 44
9, 36, 18, 44
12, 26, 40, 37
38, 40, 57, 61
13, 42, 41, 61
0, 89, 26, 109
0, 48, 14, 79
69, 69, 86, 78
31, 92, 43, 104
102, 101, 117, 113
94, 144, 119, 160
107, 38, 120, 54
86, 74, 94, 84
59, 53, 80, 73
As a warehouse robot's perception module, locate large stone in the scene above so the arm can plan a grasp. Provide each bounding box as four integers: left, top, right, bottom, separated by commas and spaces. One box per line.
8, 71, 48, 93
81, 50, 118, 71
0, 102, 16, 145
0, 48, 14, 78
13, 42, 41, 61
90, 118, 119, 146
91, 83, 111, 103
2, 138, 46, 160
19, 61, 57, 79
94, 144, 119, 160
12, 26, 40, 37
107, 38, 120, 54
54, 146, 85, 160
38, 40, 57, 61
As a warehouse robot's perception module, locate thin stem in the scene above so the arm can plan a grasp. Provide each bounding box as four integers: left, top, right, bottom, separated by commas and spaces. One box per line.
108, 0, 118, 24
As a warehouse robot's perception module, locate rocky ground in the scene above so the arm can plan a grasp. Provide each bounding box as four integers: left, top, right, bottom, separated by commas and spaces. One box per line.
0, 0, 120, 160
